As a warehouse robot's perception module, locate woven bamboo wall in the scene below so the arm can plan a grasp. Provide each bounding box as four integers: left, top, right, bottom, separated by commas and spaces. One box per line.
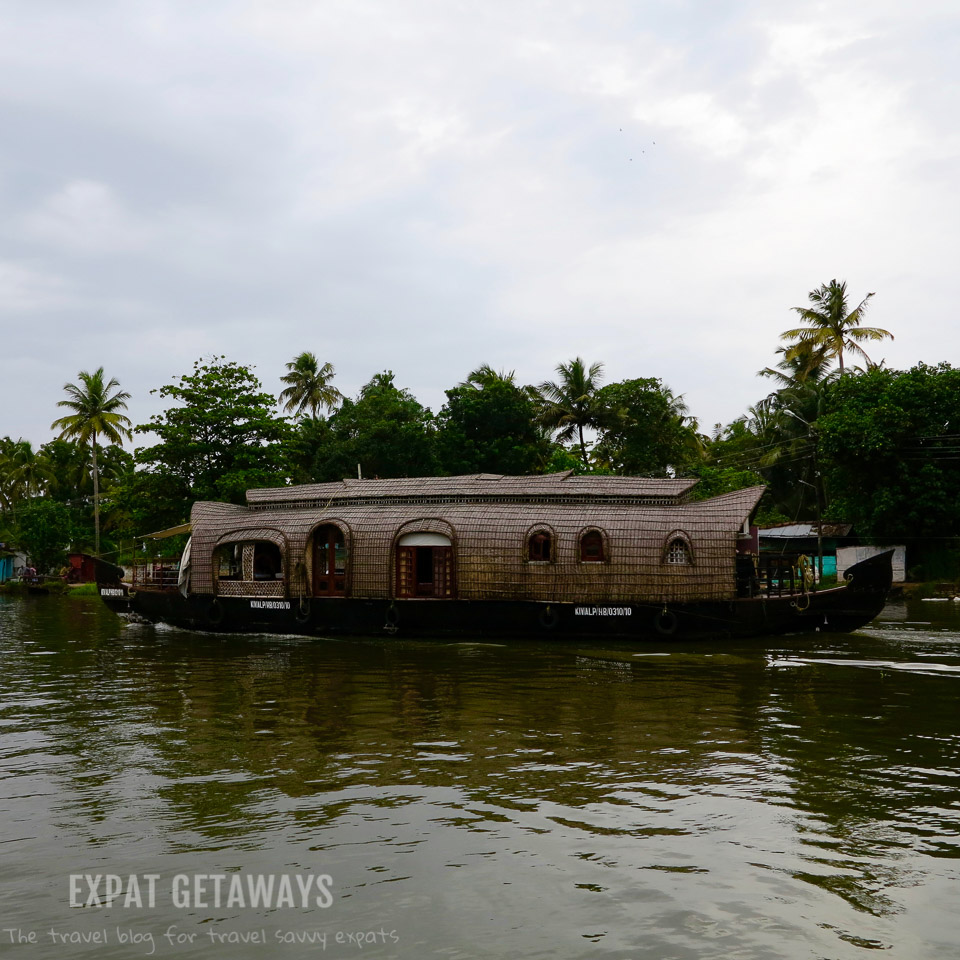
218, 580, 285, 598
188, 480, 764, 604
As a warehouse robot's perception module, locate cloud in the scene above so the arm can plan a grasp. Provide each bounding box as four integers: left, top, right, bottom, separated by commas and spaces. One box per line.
23, 179, 152, 255
0, 0, 957, 450
0, 259, 71, 312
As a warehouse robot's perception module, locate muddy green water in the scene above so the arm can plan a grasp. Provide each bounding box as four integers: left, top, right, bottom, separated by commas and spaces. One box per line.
1, 596, 959, 959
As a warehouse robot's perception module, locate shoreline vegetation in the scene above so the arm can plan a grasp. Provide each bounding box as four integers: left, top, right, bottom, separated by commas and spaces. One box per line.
2, 279, 959, 583
0, 581, 99, 597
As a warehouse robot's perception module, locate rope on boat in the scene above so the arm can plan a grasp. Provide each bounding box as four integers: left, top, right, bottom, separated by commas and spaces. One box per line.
791, 555, 814, 610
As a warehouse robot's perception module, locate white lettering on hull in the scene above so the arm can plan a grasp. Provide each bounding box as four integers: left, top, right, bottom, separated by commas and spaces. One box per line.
574, 606, 633, 617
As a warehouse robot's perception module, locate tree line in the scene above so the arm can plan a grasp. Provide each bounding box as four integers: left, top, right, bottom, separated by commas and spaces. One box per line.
3, 278, 959, 578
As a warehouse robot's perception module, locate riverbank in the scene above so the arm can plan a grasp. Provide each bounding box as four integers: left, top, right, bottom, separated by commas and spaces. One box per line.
0, 581, 100, 597
889, 581, 960, 600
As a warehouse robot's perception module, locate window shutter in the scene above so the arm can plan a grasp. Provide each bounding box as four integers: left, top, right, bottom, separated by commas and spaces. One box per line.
433, 547, 454, 597
396, 546, 416, 597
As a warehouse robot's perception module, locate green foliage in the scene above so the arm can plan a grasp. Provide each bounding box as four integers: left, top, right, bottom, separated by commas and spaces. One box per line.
687, 464, 765, 501
759, 340, 834, 388
50, 366, 132, 556
817, 363, 960, 541
39, 439, 133, 503
15, 499, 78, 572
51, 367, 132, 447
780, 279, 891, 374
137, 356, 290, 507
307, 372, 439, 481
907, 548, 960, 583
39, 439, 91, 501
67, 582, 101, 596
542, 446, 591, 475
279, 352, 343, 419
706, 397, 821, 522
108, 468, 193, 547
753, 503, 792, 528
285, 416, 335, 485
0, 437, 54, 506
592, 378, 702, 475
538, 358, 605, 466
686, 461, 786, 526
436, 378, 546, 475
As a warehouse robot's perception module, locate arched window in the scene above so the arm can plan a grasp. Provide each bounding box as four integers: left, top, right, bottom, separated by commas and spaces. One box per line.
214, 538, 285, 597
579, 530, 606, 563
528, 530, 552, 562
665, 538, 692, 565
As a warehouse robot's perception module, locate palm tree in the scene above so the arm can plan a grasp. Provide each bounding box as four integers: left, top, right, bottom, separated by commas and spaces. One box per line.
759, 340, 833, 388
51, 368, 132, 556
0, 439, 54, 504
279, 352, 343, 418
537, 358, 605, 466
780, 279, 892, 374
463, 363, 517, 389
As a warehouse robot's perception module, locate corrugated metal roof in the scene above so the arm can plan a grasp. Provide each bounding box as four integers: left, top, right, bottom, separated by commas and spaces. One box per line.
759, 523, 852, 538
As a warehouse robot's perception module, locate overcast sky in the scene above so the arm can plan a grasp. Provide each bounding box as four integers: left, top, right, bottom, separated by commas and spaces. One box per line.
2, 0, 957, 451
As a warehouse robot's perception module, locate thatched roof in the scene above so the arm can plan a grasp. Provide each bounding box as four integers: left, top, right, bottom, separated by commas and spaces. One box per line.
247, 471, 698, 509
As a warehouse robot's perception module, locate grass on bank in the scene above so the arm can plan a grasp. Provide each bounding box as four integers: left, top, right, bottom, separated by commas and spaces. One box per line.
0, 580, 100, 596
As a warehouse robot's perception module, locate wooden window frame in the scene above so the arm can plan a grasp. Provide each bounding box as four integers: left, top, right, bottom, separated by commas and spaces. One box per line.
579, 529, 607, 563
527, 530, 553, 563
662, 532, 695, 566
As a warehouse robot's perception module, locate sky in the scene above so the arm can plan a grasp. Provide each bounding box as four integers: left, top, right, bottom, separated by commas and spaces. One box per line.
2, 0, 958, 451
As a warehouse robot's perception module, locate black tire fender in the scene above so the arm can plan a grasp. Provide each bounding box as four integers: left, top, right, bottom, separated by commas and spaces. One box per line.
539, 605, 560, 630
295, 599, 311, 625
385, 603, 400, 628
654, 608, 678, 636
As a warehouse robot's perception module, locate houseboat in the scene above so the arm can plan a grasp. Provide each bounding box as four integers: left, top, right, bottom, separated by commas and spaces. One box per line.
97, 472, 893, 641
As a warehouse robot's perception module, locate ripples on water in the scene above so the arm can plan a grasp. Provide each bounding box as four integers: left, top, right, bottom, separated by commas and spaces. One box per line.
1, 595, 959, 959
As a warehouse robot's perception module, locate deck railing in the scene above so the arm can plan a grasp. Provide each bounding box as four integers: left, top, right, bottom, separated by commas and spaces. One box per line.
131, 561, 180, 591
736, 554, 814, 598
757, 555, 812, 597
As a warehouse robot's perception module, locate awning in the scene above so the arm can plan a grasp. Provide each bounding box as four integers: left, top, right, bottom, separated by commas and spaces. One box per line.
398, 532, 452, 546
139, 523, 192, 540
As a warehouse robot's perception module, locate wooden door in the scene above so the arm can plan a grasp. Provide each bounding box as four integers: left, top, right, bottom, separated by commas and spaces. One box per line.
313, 525, 347, 596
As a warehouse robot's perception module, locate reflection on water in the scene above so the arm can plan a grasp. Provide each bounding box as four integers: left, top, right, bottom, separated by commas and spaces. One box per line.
1, 595, 959, 958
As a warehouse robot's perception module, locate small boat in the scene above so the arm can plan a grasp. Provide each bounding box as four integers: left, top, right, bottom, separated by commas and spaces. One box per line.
98, 473, 892, 641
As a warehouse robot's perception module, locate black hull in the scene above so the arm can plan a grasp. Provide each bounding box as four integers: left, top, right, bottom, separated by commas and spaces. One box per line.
98, 551, 893, 642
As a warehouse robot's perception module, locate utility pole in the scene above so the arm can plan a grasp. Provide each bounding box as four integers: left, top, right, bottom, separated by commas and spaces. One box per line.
785, 409, 824, 586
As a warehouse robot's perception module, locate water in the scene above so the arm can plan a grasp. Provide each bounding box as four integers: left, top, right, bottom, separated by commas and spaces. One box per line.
1, 595, 959, 959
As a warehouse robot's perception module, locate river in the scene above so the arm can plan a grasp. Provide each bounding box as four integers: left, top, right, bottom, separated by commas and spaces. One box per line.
1, 595, 958, 959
